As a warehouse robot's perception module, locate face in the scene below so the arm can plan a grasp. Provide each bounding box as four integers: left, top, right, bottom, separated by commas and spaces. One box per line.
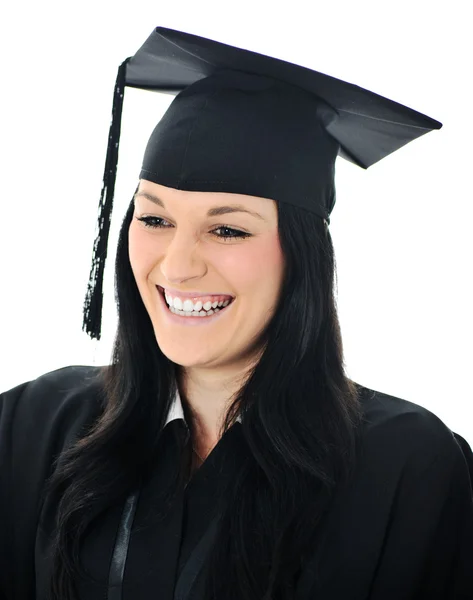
128, 179, 285, 374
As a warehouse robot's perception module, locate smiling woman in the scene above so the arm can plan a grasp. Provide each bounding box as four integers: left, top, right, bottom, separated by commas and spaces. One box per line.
1, 25, 472, 600
128, 179, 284, 371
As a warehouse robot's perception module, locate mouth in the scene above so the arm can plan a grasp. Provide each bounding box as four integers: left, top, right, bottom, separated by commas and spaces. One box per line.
156, 285, 235, 321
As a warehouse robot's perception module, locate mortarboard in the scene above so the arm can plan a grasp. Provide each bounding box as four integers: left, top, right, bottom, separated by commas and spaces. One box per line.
82, 26, 442, 341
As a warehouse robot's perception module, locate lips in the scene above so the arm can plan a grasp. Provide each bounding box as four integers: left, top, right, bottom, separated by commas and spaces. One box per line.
156, 284, 235, 324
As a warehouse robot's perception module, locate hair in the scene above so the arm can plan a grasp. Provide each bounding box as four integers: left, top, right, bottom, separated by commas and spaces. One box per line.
43, 191, 364, 599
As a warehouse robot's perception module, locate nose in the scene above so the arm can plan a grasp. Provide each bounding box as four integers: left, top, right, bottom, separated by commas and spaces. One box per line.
159, 232, 207, 286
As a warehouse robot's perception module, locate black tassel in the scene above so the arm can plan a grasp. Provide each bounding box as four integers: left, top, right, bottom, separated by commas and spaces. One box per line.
82, 57, 131, 341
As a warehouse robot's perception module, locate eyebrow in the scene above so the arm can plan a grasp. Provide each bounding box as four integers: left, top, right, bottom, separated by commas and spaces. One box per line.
134, 191, 266, 221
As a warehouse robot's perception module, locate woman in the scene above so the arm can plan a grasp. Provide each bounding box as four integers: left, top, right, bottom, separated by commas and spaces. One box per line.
1, 27, 472, 600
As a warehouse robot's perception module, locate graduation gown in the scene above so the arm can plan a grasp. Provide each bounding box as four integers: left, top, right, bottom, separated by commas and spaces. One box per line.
1, 365, 472, 599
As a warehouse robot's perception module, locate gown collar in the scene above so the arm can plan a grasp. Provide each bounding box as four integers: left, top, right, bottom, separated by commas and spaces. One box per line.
164, 386, 242, 427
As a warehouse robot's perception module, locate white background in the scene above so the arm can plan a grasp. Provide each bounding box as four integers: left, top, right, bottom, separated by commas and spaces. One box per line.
0, 1, 471, 443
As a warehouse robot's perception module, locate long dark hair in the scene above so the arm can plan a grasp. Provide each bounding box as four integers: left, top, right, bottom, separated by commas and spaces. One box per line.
43, 191, 364, 599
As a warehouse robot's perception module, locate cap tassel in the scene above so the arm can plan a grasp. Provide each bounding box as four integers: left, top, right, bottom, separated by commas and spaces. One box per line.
82, 57, 130, 341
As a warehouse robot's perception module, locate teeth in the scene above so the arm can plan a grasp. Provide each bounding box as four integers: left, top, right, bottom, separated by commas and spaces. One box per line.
164, 291, 232, 313
182, 299, 196, 312
170, 307, 216, 317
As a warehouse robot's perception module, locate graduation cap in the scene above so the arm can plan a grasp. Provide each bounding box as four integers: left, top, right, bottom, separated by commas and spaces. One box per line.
83, 26, 442, 341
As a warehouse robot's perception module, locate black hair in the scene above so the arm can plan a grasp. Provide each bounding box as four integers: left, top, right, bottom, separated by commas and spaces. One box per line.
43, 192, 364, 599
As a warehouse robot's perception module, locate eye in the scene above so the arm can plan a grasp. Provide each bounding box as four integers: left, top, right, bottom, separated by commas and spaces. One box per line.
135, 216, 252, 241
212, 226, 251, 241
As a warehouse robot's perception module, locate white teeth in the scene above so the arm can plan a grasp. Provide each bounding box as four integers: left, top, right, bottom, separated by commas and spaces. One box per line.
163, 289, 233, 315
171, 307, 216, 317
182, 299, 194, 312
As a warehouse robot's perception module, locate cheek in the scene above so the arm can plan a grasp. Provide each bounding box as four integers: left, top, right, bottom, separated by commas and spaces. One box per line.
128, 221, 158, 278
225, 234, 284, 294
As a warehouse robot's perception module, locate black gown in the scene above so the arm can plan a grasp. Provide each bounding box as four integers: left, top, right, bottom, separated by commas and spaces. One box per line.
1, 365, 472, 599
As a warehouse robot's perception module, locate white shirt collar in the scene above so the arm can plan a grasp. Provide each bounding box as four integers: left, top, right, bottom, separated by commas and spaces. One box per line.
164, 386, 242, 426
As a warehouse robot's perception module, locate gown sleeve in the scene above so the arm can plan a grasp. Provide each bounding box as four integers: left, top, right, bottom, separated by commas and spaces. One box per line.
0, 367, 103, 600
0, 379, 31, 599
295, 401, 473, 600
368, 429, 473, 599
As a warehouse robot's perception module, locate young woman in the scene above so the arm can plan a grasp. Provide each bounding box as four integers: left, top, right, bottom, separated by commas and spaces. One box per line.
1, 26, 472, 600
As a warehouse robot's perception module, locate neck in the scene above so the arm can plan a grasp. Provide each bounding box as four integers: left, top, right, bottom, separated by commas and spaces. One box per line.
176, 358, 257, 454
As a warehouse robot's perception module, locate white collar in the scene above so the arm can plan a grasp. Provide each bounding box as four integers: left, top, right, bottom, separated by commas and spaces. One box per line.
164, 386, 242, 426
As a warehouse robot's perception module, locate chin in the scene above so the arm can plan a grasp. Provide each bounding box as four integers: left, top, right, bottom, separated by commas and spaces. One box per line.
152, 331, 217, 366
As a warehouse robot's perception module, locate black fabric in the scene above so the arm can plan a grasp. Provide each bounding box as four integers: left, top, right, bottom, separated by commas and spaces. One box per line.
107, 486, 139, 599
1, 366, 472, 599
140, 69, 338, 223
173, 513, 220, 600
133, 26, 442, 219
128, 26, 442, 171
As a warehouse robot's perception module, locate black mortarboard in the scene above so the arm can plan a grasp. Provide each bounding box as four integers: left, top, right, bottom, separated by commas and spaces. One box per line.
83, 26, 442, 341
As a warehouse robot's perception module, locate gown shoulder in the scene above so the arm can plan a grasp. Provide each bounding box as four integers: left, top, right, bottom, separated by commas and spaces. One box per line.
0, 365, 105, 598
357, 383, 472, 475
295, 384, 473, 599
